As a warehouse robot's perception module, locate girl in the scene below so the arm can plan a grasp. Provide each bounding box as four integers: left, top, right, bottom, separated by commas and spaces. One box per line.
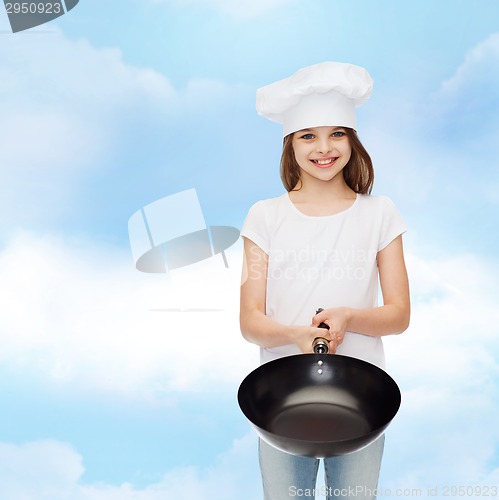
239, 62, 410, 499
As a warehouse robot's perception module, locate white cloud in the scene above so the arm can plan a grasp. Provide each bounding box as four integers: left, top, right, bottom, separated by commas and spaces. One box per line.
1, 9, 497, 500
439, 33, 499, 101
0, 433, 261, 500
0, 232, 256, 398
147, 432, 260, 500
382, 249, 499, 490
358, 34, 499, 247
432, 32, 499, 147
0, 28, 249, 234
0, 30, 166, 230
0, 440, 83, 496
1, 229, 498, 493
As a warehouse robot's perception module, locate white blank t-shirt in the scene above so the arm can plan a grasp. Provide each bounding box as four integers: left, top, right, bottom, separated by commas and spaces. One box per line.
241, 193, 407, 368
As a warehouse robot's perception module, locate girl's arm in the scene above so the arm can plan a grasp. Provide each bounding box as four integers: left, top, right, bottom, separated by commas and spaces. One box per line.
240, 237, 335, 353
312, 235, 410, 342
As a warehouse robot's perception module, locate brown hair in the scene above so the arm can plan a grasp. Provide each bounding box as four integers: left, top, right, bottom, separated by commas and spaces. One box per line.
280, 128, 374, 194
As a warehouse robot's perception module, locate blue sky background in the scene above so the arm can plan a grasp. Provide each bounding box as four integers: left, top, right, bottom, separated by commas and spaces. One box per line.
0, 0, 498, 498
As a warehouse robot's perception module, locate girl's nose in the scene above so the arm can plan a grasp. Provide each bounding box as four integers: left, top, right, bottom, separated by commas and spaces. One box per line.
316, 139, 332, 154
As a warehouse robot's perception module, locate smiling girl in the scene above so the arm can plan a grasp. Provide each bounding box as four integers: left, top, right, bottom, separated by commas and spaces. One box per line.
239, 62, 410, 499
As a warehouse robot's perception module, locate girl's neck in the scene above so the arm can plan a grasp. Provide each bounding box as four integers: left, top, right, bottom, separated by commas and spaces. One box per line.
288, 177, 357, 217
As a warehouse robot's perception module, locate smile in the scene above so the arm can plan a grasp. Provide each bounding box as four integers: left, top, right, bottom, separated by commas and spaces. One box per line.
310, 157, 337, 167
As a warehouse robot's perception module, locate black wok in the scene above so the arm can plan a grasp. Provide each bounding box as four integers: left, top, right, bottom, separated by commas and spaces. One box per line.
238, 346, 401, 458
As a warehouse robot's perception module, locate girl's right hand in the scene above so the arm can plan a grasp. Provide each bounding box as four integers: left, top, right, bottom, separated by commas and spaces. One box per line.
292, 325, 337, 354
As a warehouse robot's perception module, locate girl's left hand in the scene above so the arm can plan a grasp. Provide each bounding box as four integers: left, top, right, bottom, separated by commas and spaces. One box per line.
311, 307, 351, 348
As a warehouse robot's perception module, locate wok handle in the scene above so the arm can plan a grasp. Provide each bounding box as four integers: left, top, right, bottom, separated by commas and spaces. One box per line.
315, 308, 330, 330
313, 308, 330, 354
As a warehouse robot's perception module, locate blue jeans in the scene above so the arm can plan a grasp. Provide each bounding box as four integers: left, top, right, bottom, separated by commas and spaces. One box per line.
258, 436, 385, 499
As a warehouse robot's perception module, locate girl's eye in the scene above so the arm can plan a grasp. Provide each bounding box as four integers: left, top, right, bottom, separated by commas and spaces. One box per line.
301, 133, 314, 140
332, 131, 345, 138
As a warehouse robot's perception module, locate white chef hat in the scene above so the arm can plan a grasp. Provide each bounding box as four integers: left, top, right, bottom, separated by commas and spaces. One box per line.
256, 62, 373, 136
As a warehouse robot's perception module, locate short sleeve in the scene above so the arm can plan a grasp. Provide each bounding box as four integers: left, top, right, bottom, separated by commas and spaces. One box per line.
240, 201, 271, 254
378, 196, 407, 251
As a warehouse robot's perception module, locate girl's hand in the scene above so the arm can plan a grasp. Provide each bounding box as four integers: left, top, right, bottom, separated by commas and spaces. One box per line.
311, 307, 351, 349
291, 325, 337, 354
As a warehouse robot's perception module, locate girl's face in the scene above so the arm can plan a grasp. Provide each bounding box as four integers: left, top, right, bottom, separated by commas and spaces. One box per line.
291, 126, 352, 186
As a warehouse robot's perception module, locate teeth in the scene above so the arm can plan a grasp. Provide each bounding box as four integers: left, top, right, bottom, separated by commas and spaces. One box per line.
314, 158, 334, 165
